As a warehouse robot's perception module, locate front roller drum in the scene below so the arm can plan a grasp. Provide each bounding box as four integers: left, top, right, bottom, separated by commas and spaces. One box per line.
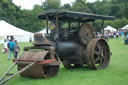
86, 38, 110, 70
18, 64, 59, 78
17, 50, 59, 78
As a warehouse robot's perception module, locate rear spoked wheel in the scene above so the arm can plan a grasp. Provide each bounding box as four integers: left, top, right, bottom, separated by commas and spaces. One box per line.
86, 39, 110, 70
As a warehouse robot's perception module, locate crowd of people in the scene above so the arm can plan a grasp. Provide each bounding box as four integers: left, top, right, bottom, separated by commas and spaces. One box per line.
95, 31, 120, 39
95, 30, 128, 45
2, 36, 20, 60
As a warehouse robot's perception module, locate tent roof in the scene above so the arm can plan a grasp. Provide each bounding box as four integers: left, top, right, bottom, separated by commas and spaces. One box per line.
104, 25, 116, 32
121, 24, 128, 30
38, 28, 50, 34
0, 20, 33, 36
39, 29, 46, 33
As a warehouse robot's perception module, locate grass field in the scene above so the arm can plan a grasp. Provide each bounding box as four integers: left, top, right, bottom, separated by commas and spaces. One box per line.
0, 38, 128, 85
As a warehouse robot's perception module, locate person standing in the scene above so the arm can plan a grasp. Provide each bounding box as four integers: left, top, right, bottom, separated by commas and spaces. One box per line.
14, 40, 20, 59
113, 32, 116, 38
124, 33, 128, 45
29, 36, 32, 43
3, 39, 8, 53
116, 32, 119, 39
7, 36, 15, 60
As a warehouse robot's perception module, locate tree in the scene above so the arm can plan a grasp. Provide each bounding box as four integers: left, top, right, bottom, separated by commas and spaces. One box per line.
42, 0, 61, 11
0, 0, 45, 32
0, 0, 21, 25
62, 4, 71, 10
87, 0, 111, 15
16, 5, 45, 32
71, 0, 91, 13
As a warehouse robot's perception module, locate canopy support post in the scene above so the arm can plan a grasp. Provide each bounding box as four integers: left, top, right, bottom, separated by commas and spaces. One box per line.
46, 15, 49, 34
55, 14, 59, 40
102, 20, 105, 37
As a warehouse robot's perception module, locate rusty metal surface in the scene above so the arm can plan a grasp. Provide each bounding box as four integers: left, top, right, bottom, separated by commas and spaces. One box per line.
18, 64, 59, 78
19, 51, 49, 61
79, 24, 94, 45
14, 59, 58, 64
86, 38, 110, 69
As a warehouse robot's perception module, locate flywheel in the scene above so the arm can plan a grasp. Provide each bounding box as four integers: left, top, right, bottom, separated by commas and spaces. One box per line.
79, 23, 94, 45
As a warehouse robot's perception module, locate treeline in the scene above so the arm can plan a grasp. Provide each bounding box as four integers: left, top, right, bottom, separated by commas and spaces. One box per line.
0, 0, 128, 32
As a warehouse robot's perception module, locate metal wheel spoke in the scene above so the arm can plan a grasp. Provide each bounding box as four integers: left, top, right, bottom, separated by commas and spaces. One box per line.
101, 52, 104, 57
95, 57, 100, 63
103, 48, 106, 57
99, 58, 103, 65
101, 48, 106, 58
101, 47, 103, 52
97, 42, 102, 50
94, 51, 100, 55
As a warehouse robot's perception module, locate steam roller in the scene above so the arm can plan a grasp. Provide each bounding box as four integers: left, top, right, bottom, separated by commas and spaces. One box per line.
0, 11, 114, 85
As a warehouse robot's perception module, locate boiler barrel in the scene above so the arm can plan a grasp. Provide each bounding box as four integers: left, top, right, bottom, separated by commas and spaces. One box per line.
51, 41, 80, 56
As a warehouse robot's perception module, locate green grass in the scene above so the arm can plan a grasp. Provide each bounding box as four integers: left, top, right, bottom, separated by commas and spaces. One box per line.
0, 38, 128, 85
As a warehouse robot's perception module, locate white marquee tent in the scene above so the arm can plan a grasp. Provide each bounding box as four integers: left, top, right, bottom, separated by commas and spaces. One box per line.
38, 28, 50, 36
104, 25, 116, 32
0, 20, 34, 43
120, 24, 128, 30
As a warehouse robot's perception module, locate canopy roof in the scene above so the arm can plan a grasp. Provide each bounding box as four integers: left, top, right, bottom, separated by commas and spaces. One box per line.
121, 24, 128, 30
38, 10, 114, 22
0, 20, 33, 36
104, 25, 116, 32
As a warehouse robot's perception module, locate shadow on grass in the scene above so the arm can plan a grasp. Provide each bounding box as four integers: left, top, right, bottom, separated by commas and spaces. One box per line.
59, 65, 98, 76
